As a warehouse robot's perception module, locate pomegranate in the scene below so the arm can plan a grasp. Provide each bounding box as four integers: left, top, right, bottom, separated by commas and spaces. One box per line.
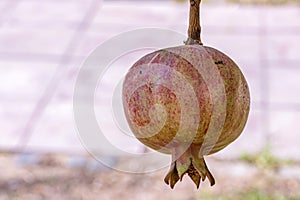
122, 45, 250, 188
122, 0, 250, 189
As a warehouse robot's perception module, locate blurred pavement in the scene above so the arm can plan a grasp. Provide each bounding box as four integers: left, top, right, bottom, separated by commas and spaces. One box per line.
0, 0, 300, 160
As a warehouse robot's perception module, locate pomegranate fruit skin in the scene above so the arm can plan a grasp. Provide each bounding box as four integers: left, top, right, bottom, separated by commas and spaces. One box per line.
122, 45, 250, 188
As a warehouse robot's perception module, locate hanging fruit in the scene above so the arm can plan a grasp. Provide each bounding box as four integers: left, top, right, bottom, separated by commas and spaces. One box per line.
122, 0, 250, 189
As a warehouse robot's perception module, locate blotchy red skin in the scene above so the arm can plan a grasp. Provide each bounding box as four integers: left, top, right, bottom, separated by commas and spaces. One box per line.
122, 45, 250, 189
124, 50, 212, 152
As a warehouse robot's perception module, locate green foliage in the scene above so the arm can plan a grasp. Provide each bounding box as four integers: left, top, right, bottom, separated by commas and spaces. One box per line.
239, 145, 293, 170
239, 190, 285, 200
200, 189, 292, 200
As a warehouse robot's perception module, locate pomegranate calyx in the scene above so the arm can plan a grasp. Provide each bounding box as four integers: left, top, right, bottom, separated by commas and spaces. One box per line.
164, 162, 180, 189
192, 157, 215, 186
164, 147, 215, 189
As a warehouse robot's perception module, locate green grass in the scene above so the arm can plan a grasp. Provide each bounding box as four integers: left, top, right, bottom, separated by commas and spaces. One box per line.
238, 190, 285, 200
195, 145, 299, 200
200, 189, 297, 200
239, 145, 293, 170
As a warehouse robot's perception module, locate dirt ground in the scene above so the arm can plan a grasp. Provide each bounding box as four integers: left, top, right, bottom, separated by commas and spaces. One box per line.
1, 153, 300, 200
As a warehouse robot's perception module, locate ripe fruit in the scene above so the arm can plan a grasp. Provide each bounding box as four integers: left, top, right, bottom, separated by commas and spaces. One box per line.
122, 44, 250, 188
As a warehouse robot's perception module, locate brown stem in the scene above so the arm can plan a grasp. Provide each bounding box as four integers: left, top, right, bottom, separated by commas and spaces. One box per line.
185, 0, 202, 45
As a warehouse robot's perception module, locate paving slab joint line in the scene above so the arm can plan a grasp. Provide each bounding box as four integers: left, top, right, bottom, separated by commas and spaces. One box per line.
14, 0, 101, 152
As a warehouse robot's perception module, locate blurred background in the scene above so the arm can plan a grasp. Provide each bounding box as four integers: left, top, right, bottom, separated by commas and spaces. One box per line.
1, 0, 300, 199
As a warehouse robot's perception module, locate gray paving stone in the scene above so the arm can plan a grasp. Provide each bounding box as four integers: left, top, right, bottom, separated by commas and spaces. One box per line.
202, 5, 262, 28
10, 0, 92, 22
92, 1, 183, 25
25, 100, 82, 153
280, 166, 300, 179
204, 35, 260, 61
0, 26, 74, 55
269, 110, 300, 160
0, 102, 35, 148
265, 6, 300, 28
0, 61, 58, 101
0, 2, 9, 11
269, 68, 300, 104
21, 60, 82, 152
0, 1, 299, 159
267, 35, 300, 61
